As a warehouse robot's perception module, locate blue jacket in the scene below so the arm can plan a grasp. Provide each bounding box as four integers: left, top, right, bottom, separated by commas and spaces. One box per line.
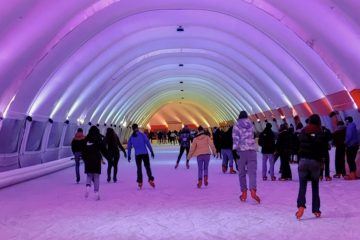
345, 122, 359, 147
127, 131, 154, 156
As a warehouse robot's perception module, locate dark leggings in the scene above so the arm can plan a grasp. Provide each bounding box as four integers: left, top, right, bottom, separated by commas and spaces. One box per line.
135, 154, 154, 183
177, 146, 189, 164
346, 145, 359, 172
107, 152, 120, 180
280, 152, 292, 179
335, 145, 346, 175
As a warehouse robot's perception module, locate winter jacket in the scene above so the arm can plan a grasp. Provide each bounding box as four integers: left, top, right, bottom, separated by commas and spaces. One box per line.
220, 127, 233, 150
345, 122, 359, 147
82, 135, 108, 174
276, 130, 293, 155
187, 133, 216, 159
258, 128, 276, 154
179, 128, 191, 148
232, 118, 256, 151
71, 132, 85, 153
298, 124, 328, 162
127, 131, 154, 156
104, 134, 126, 155
213, 128, 221, 148
332, 125, 346, 148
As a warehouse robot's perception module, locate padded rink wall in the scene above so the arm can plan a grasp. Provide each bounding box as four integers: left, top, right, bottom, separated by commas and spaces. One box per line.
0, 157, 74, 189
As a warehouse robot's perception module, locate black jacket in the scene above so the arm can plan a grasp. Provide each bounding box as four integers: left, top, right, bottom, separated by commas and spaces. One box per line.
258, 128, 276, 154
298, 125, 328, 162
82, 135, 108, 174
220, 127, 233, 150
276, 130, 293, 154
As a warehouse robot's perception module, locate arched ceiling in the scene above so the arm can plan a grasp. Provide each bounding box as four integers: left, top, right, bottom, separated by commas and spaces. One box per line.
0, 0, 359, 127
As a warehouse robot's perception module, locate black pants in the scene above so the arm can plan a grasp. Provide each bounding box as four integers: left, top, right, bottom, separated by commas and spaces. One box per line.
107, 152, 120, 180
346, 145, 359, 172
297, 158, 321, 213
320, 152, 330, 177
136, 154, 154, 183
177, 146, 189, 164
335, 145, 346, 176
280, 153, 292, 179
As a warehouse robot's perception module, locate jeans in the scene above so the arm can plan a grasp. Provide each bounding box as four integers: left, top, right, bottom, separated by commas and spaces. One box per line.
320, 151, 330, 177
221, 149, 234, 168
177, 146, 190, 164
237, 150, 257, 192
262, 154, 274, 177
197, 154, 210, 179
135, 154, 154, 183
346, 145, 359, 172
86, 173, 100, 192
74, 152, 81, 182
335, 145, 346, 175
107, 151, 120, 180
280, 152, 292, 179
297, 158, 321, 213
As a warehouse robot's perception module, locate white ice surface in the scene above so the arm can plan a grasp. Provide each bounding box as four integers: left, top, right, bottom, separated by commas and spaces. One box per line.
1, 145, 359, 240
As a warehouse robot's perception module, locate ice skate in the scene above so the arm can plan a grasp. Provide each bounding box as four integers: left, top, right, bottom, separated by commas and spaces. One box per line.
138, 182, 143, 189
319, 176, 323, 181
250, 189, 260, 204
113, 177, 117, 183
85, 185, 90, 198
149, 180, 155, 188
263, 176, 268, 181
197, 179, 202, 188
344, 172, 357, 180
296, 207, 305, 220
204, 176, 208, 186
222, 165, 227, 173
186, 162, 190, 169
107, 177, 111, 183
95, 191, 100, 201
271, 176, 276, 181
174, 163, 179, 169
239, 191, 247, 202
325, 176, 332, 181
229, 167, 236, 174
314, 211, 321, 218
333, 174, 340, 178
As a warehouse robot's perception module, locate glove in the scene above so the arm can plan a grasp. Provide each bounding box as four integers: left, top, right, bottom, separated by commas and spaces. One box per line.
232, 149, 240, 159
128, 156, 131, 162
151, 152, 155, 159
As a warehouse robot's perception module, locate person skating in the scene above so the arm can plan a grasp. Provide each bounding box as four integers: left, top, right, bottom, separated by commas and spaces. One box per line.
71, 128, 85, 183
175, 125, 191, 169
332, 121, 346, 178
127, 124, 155, 189
213, 127, 222, 159
220, 126, 236, 174
187, 126, 216, 188
103, 128, 127, 183
81, 126, 108, 200
276, 124, 293, 181
232, 111, 260, 203
258, 123, 276, 181
296, 114, 328, 219
319, 126, 332, 181
344, 116, 359, 180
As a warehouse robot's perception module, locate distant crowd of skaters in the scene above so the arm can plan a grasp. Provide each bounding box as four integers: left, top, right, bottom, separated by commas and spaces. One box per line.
71, 111, 359, 220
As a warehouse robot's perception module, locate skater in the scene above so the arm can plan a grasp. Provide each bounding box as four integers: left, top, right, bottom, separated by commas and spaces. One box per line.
332, 121, 346, 178
232, 111, 260, 203
319, 126, 332, 181
71, 128, 85, 183
220, 126, 236, 174
187, 126, 216, 188
103, 128, 127, 183
296, 114, 328, 219
213, 127, 222, 158
276, 124, 293, 181
82, 126, 108, 200
344, 116, 359, 180
175, 125, 191, 169
258, 123, 276, 181
127, 123, 155, 189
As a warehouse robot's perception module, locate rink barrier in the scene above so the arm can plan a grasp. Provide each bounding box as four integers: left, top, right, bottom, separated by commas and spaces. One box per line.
0, 157, 74, 189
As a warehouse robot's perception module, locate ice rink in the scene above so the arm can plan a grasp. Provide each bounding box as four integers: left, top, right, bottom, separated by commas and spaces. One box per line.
1, 145, 360, 240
